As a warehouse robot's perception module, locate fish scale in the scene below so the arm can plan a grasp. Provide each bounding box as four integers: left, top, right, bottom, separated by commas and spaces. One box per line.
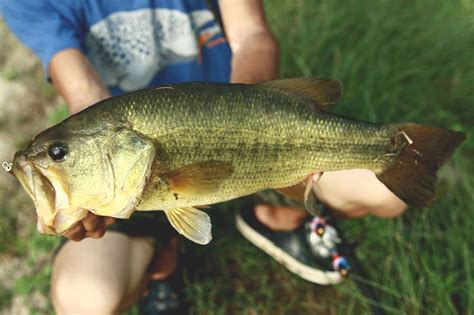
102, 83, 397, 210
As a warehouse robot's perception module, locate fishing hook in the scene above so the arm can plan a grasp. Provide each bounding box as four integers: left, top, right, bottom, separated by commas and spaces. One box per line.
2, 161, 13, 173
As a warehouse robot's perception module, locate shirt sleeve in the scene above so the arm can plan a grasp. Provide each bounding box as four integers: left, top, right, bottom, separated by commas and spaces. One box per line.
0, 0, 84, 75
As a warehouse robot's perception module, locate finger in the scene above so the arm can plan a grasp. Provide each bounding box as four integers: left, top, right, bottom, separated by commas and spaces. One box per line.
150, 237, 178, 280
87, 218, 107, 239
82, 212, 100, 233
64, 222, 86, 242
104, 217, 116, 228
62, 222, 81, 238
36, 219, 45, 234
311, 172, 323, 183
141, 276, 152, 297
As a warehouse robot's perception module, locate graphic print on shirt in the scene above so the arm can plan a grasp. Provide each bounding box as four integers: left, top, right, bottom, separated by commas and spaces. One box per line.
86, 8, 225, 91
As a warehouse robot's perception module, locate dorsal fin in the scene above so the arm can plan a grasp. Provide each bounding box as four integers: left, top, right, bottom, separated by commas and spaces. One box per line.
260, 77, 342, 110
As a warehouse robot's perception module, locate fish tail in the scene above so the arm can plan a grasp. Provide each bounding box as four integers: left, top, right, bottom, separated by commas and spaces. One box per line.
376, 123, 465, 207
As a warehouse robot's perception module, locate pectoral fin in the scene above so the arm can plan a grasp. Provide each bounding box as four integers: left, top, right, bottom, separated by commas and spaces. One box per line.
165, 160, 234, 197
164, 207, 212, 245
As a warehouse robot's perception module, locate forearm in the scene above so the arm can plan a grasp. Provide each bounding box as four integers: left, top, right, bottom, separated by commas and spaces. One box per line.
229, 31, 279, 84
220, 0, 279, 84
49, 48, 111, 114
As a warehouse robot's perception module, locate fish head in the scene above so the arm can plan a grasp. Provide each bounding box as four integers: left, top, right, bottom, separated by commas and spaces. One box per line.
12, 121, 113, 234
11, 117, 150, 235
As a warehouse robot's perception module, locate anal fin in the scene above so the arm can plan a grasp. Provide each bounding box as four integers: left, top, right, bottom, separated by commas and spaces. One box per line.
276, 177, 321, 216
304, 176, 320, 216
275, 181, 306, 204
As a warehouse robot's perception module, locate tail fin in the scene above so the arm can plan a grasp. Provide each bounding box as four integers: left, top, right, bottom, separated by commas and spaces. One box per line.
377, 124, 465, 207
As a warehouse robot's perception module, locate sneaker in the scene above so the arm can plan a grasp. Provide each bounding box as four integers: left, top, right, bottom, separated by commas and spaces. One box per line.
139, 261, 189, 315
235, 207, 343, 285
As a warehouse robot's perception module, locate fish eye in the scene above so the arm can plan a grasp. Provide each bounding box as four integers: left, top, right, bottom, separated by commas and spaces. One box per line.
48, 141, 68, 161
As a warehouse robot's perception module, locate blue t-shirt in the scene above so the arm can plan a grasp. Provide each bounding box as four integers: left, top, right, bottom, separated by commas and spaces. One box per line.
0, 0, 232, 95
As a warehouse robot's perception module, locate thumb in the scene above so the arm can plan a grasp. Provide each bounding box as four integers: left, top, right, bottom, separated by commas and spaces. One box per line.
36, 219, 46, 234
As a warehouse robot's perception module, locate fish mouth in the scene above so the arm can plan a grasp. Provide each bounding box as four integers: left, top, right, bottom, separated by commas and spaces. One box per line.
12, 154, 84, 235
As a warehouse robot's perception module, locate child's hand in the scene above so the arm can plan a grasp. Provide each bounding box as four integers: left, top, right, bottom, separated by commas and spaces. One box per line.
38, 212, 115, 241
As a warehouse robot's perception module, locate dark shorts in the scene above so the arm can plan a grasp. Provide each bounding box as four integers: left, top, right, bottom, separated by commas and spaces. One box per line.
57, 211, 176, 252
108, 211, 176, 245
57, 190, 302, 251
108, 190, 302, 241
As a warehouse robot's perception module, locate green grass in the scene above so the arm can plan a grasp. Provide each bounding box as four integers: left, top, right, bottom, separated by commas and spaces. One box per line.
2, 0, 474, 314
182, 0, 474, 314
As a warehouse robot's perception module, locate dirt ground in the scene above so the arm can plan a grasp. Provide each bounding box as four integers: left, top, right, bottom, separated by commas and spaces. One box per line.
0, 19, 65, 314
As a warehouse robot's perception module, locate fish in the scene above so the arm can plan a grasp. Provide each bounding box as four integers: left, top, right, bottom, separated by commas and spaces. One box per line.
10, 78, 465, 244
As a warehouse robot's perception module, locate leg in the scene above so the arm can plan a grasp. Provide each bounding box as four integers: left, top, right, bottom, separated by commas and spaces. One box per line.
313, 169, 408, 218
256, 169, 408, 229
254, 204, 307, 231
237, 169, 408, 284
51, 231, 154, 315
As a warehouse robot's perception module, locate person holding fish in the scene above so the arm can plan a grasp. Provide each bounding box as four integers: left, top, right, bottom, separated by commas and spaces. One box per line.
4, 0, 463, 314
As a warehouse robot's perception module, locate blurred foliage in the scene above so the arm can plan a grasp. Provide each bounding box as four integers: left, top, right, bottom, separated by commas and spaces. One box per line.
262, 0, 474, 313
48, 103, 69, 125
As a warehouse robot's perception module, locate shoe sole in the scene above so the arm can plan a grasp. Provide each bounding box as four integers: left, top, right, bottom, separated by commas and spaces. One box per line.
235, 213, 342, 285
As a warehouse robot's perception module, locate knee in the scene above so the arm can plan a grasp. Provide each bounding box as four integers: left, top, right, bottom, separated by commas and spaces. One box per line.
323, 185, 408, 219
314, 169, 408, 218
368, 192, 408, 218
51, 264, 124, 315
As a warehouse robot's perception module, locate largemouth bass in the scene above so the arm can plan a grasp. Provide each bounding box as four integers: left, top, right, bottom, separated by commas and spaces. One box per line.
10, 78, 465, 244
